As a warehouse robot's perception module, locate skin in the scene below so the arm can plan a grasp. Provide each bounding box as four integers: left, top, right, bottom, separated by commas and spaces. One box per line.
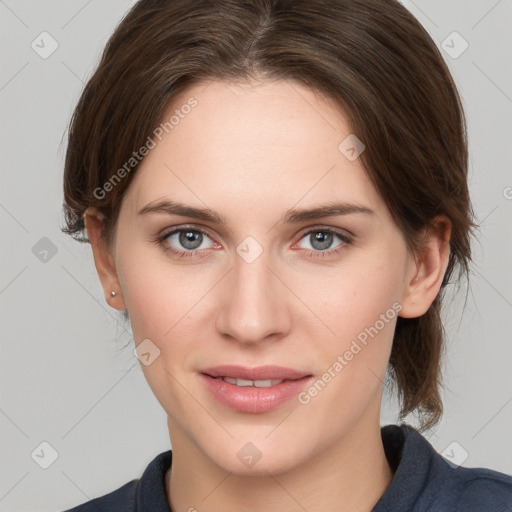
85, 79, 451, 512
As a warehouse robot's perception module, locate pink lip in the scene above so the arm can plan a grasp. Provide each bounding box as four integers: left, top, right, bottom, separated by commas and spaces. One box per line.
201, 364, 310, 381
200, 365, 314, 413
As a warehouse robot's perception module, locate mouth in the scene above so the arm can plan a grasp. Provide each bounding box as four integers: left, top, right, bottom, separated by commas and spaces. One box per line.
215, 377, 286, 387
199, 365, 313, 413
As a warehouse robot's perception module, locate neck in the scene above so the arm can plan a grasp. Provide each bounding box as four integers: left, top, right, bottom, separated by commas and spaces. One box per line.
166, 413, 393, 512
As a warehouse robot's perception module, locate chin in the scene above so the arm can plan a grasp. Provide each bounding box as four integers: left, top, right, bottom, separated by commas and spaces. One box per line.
201, 433, 306, 476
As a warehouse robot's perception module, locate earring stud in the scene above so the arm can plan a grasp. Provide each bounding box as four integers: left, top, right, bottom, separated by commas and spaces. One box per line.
111, 291, 117, 297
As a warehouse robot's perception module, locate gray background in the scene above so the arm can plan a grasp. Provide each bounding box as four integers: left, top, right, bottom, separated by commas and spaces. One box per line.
0, 1, 511, 511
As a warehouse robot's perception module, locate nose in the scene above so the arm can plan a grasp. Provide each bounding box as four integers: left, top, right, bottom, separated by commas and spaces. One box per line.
215, 250, 292, 346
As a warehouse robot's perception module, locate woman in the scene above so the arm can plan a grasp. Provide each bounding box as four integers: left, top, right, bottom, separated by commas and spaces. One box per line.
61, 0, 512, 510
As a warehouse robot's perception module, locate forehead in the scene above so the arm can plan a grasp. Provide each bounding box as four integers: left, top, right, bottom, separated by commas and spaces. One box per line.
122, 79, 386, 221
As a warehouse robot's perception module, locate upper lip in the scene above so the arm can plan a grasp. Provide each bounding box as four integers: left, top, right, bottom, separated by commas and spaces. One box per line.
201, 365, 311, 381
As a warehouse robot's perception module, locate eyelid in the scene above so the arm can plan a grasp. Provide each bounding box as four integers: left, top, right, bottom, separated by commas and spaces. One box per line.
157, 224, 220, 247
296, 223, 355, 239
292, 226, 353, 251
158, 223, 351, 240
156, 223, 354, 256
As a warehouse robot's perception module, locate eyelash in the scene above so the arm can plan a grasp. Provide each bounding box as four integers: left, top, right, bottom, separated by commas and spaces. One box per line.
154, 225, 354, 260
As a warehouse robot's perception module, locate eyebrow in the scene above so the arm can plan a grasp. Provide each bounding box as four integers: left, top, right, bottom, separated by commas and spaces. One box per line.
137, 199, 375, 225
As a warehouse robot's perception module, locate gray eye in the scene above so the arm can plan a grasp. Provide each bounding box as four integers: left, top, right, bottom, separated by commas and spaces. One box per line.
165, 229, 214, 251
308, 231, 334, 251
178, 230, 203, 250
299, 230, 345, 252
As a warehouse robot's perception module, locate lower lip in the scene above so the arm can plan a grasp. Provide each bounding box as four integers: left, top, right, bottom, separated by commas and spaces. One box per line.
200, 374, 313, 413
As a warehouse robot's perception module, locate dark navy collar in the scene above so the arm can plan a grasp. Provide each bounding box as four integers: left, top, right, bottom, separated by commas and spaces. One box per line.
135, 449, 173, 511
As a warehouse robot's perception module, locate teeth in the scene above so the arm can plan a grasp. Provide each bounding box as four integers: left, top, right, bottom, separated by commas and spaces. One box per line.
222, 377, 284, 387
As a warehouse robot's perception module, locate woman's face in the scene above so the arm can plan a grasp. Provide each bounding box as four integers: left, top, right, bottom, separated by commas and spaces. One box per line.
108, 79, 420, 474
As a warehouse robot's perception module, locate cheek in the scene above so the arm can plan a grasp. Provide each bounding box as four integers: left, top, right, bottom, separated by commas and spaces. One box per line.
299, 248, 406, 392
117, 249, 201, 414
116, 244, 203, 340
116, 247, 213, 390
301, 252, 404, 344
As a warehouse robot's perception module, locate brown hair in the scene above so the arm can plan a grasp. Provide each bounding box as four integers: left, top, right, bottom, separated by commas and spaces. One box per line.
62, 0, 476, 430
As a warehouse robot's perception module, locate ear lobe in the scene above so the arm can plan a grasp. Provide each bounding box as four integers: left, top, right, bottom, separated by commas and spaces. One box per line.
84, 208, 126, 310
399, 216, 451, 319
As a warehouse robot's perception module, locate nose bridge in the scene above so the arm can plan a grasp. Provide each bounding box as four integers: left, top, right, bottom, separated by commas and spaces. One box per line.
215, 244, 290, 343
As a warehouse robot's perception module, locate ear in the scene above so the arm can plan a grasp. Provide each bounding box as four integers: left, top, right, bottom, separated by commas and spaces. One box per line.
399, 215, 451, 318
84, 208, 126, 310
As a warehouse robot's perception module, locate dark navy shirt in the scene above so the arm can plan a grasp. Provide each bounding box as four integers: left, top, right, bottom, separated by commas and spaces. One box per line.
63, 424, 512, 511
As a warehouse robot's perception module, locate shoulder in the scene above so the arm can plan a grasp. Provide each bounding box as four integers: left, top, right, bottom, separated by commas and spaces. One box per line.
402, 425, 512, 511
61, 479, 139, 512
61, 449, 173, 512
376, 424, 512, 512
448, 464, 512, 511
